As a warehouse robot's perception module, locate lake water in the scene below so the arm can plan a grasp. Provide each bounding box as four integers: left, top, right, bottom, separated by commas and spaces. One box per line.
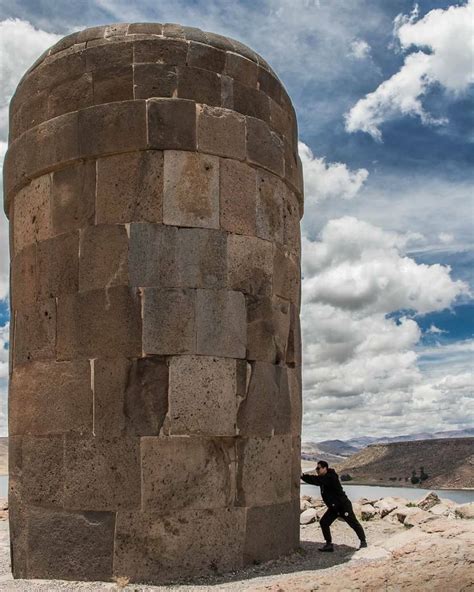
302, 482, 474, 504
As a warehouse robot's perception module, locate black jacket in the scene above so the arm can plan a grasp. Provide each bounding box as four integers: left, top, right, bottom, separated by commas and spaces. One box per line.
301, 468, 350, 509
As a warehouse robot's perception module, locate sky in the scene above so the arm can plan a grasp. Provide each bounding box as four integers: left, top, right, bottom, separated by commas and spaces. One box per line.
0, 0, 473, 441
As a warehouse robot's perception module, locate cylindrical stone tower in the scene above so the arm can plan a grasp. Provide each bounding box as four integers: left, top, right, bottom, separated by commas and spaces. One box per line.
5, 23, 303, 584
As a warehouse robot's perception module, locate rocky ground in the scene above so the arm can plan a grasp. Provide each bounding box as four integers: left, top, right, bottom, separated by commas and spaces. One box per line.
0, 493, 472, 591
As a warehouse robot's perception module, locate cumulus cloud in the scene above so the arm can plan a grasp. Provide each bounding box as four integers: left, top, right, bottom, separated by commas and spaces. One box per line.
349, 39, 371, 60
345, 0, 474, 140
0, 18, 60, 141
301, 217, 470, 439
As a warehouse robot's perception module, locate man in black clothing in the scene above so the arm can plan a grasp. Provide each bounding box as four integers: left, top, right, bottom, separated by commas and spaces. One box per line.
301, 460, 367, 552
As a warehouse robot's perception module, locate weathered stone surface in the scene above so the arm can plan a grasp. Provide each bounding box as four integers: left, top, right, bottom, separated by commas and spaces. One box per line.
9, 360, 92, 436
26, 507, 115, 581
219, 159, 257, 236
283, 188, 302, 256
114, 507, 245, 583
258, 67, 282, 104
57, 287, 142, 359
142, 288, 195, 354
96, 150, 163, 224
244, 500, 299, 564
188, 41, 226, 73
234, 83, 270, 122
129, 224, 227, 289
163, 150, 219, 228
10, 244, 37, 309
287, 302, 302, 367
178, 65, 222, 107
134, 38, 188, 65
13, 174, 51, 254
225, 52, 258, 87
228, 234, 273, 297
273, 246, 300, 304
14, 298, 56, 365
246, 116, 284, 177
417, 491, 441, 511
21, 435, 65, 506
48, 72, 93, 119
64, 435, 141, 510
147, 98, 196, 150
133, 63, 177, 99
360, 504, 378, 521
168, 356, 240, 435
246, 295, 291, 363
79, 224, 129, 292
256, 171, 284, 243
78, 101, 147, 157
455, 502, 474, 519
196, 289, 246, 358
37, 232, 79, 298
300, 508, 317, 524
237, 435, 292, 506
197, 105, 246, 159
141, 437, 234, 511
237, 363, 291, 436
51, 160, 95, 235
92, 65, 133, 103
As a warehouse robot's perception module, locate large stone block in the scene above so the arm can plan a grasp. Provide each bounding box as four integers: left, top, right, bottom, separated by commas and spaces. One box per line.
114, 507, 245, 583
10, 244, 37, 309
227, 234, 273, 296
9, 360, 92, 436
168, 356, 243, 435
20, 435, 65, 507
141, 436, 235, 511
92, 64, 133, 104
64, 435, 141, 510
133, 63, 177, 99
86, 40, 133, 70
50, 160, 95, 235
147, 98, 197, 150
273, 246, 300, 304
237, 363, 291, 437
57, 286, 142, 359
256, 170, 284, 243
96, 150, 163, 224
246, 295, 291, 364
47, 73, 93, 120
258, 67, 282, 104
233, 83, 270, 122
196, 289, 246, 358
244, 500, 299, 564
37, 231, 79, 298
163, 150, 219, 228
78, 101, 147, 157
142, 288, 195, 354
33, 111, 80, 174
286, 303, 302, 367
197, 105, 246, 159
188, 41, 226, 73
246, 116, 284, 177
14, 298, 56, 365
219, 159, 257, 236
177, 65, 222, 107
26, 507, 115, 581
283, 188, 302, 257
79, 224, 129, 292
237, 435, 292, 507
13, 174, 51, 254
225, 52, 258, 87
129, 224, 227, 289
134, 38, 188, 65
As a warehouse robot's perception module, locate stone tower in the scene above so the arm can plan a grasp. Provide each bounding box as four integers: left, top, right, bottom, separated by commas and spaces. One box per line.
5, 23, 303, 584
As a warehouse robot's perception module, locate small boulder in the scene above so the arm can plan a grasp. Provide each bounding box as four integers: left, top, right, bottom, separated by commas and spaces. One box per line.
429, 503, 456, 518
455, 502, 474, 519
360, 504, 377, 521
404, 509, 437, 527
395, 506, 420, 524
374, 498, 398, 518
300, 508, 318, 525
300, 499, 312, 512
417, 491, 440, 511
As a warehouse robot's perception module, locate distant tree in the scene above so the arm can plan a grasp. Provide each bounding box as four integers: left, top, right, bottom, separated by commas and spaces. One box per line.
420, 466, 429, 481
389, 477, 397, 481
411, 469, 420, 485
340, 473, 352, 481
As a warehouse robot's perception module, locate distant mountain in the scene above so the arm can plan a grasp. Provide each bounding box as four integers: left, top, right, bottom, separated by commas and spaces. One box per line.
315, 439, 360, 456
335, 437, 474, 489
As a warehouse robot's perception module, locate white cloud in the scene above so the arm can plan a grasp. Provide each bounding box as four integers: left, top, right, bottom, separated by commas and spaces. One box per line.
345, 0, 474, 140
349, 39, 371, 60
301, 217, 470, 439
0, 19, 60, 142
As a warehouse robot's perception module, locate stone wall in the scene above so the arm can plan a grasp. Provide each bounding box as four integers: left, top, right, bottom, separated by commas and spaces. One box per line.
5, 23, 303, 584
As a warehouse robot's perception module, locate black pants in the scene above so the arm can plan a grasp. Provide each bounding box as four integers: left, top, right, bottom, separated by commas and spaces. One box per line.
320, 503, 366, 544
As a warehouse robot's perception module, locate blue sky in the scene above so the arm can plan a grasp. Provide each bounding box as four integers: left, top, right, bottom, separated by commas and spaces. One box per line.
0, 0, 472, 439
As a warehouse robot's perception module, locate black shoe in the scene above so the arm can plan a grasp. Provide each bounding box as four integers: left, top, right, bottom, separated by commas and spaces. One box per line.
318, 543, 334, 552
359, 541, 368, 549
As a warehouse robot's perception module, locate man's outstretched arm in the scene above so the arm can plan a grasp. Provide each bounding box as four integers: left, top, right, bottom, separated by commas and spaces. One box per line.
301, 473, 322, 485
